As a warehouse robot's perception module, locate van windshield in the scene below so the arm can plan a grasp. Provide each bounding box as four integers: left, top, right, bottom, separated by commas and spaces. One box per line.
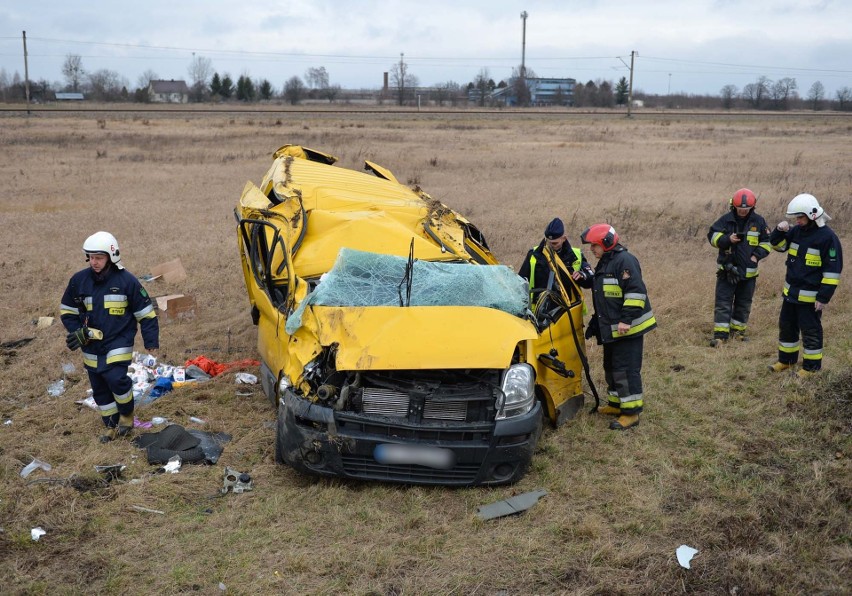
285, 248, 528, 333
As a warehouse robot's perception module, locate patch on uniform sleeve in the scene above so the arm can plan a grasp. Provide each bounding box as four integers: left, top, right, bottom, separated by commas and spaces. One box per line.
829, 248, 837, 260
140, 288, 149, 298
622, 269, 631, 280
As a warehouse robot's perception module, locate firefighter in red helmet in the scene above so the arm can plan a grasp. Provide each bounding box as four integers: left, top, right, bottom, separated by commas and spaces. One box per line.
707, 188, 771, 346
581, 224, 656, 430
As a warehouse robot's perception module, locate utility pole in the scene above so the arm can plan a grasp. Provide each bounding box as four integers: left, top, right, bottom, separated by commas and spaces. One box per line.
626, 50, 635, 118
667, 73, 671, 95
22, 31, 31, 114
520, 11, 528, 80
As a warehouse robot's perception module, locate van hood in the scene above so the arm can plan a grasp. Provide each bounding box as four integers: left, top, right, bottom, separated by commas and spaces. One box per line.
304, 305, 537, 371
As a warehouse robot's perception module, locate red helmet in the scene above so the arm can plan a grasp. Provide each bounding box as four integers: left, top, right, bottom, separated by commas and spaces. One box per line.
581, 224, 619, 251
730, 188, 757, 210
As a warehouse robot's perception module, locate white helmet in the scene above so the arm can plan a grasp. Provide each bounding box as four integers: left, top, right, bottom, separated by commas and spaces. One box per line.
83, 231, 124, 270
786, 193, 823, 221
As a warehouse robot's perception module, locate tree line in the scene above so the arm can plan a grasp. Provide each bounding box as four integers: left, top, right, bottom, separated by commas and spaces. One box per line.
1, 53, 849, 111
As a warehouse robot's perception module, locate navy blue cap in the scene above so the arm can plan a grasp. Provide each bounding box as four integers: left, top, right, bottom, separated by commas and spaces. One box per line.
544, 218, 564, 239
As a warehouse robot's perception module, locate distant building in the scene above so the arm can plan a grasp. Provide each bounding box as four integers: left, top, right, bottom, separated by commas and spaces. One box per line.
490, 77, 576, 107
55, 92, 85, 101
148, 80, 190, 103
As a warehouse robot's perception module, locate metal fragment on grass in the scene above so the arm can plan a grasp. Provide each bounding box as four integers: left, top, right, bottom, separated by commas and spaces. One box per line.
130, 505, 165, 515
476, 488, 548, 520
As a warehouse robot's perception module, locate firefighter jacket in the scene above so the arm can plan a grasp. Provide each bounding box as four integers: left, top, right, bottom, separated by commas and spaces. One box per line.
708, 210, 771, 279
588, 245, 656, 344
518, 240, 593, 300
769, 223, 843, 305
60, 265, 159, 371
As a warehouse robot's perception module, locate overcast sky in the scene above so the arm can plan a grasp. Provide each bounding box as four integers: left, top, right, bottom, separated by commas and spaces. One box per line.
2, 0, 850, 96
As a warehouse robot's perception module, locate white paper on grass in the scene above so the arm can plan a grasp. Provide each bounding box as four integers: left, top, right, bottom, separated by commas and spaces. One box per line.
677, 545, 699, 569
31, 527, 46, 541
163, 455, 182, 474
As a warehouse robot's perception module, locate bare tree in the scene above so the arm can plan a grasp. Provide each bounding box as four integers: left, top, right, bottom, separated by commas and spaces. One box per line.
0, 68, 8, 101
390, 55, 418, 106
507, 66, 535, 107
87, 69, 128, 101
741, 76, 771, 109
836, 86, 852, 110
305, 67, 329, 91
807, 81, 825, 111
62, 54, 84, 92
720, 84, 738, 109
769, 77, 797, 110
137, 69, 158, 91
188, 55, 213, 102
472, 68, 492, 106
283, 76, 306, 105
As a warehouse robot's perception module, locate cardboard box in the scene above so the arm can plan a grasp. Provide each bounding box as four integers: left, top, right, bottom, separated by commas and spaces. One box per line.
147, 258, 187, 283
155, 294, 198, 320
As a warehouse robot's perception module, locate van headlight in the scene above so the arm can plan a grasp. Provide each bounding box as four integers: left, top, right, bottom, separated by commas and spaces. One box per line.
496, 363, 535, 419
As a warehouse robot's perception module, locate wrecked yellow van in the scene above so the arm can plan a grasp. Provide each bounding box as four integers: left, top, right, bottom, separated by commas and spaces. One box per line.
235, 144, 587, 486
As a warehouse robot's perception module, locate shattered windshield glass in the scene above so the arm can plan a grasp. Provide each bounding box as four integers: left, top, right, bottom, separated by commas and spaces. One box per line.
286, 248, 529, 333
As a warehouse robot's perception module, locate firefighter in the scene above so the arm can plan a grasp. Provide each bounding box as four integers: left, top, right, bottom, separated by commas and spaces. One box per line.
768, 194, 843, 379
707, 188, 772, 346
581, 224, 656, 430
518, 217, 593, 303
60, 232, 160, 442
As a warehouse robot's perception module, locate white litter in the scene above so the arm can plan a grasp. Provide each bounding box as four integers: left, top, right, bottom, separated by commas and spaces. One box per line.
189, 416, 206, 425
163, 455, 182, 474
4, 419, 11, 426
21, 459, 53, 478
235, 372, 257, 384
677, 545, 699, 569
31, 527, 46, 541
47, 379, 65, 397
75, 396, 98, 410
61, 362, 76, 374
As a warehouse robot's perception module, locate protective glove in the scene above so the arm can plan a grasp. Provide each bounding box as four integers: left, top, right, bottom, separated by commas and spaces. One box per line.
725, 264, 742, 285
65, 326, 103, 351
66, 327, 89, 351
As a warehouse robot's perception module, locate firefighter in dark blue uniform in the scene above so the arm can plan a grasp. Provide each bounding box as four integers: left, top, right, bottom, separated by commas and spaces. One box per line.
582, 224, 656, 430
518, 218, 593, 303
768, 194, 842, 379
60, 232, 159, 442
707, 188, 772, 346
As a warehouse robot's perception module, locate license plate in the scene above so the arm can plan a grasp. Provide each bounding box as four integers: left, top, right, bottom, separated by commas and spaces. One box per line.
373, 444, 456, 470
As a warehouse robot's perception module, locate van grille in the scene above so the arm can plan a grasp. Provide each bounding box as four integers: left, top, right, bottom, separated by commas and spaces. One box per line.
362, 387, 468, 421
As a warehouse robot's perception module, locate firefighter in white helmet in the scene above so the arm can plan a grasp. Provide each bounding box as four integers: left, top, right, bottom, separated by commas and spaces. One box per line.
60, 232, 160, 442
768, 194, 843, 378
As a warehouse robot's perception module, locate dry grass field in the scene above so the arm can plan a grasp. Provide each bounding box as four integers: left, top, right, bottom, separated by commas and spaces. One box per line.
0, 108, 850, 594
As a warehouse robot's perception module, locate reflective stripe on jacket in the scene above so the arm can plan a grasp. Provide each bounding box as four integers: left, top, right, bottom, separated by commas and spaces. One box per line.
60, 265, 159, 371
769, 223, 843, 304
590, 246, 656, 343
707, 210, 771, 278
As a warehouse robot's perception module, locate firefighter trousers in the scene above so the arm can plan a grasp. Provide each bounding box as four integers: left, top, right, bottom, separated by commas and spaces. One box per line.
87, 364, 134, 428
713, 275, 756, 339
778, 300, 823, 371
602, 335, 644, 415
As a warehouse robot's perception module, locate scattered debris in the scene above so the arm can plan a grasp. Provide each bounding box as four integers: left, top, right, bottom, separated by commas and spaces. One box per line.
148, 258, 187, 283
31, 527, 46, 541
36, 316, 54, 329
189, 416, 206, 425
133, 424, 230, 465
75, 396, 98, 410
94, 464, 126, 481
476, 489, 548, 520
134, 417, 153, 429
677, 545, 699, 569
130, 505, 164, 515
47, 379, 65, 397
62, 362, 76, 374
151, 416, 168, 425
221, 467, 253, 494
0, 337, 35, 350
155, 294, 198, 320
20, 458, 53, 478
162, 455, 182, 474
235, 372, 257, 384
4, 419, 11, 425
